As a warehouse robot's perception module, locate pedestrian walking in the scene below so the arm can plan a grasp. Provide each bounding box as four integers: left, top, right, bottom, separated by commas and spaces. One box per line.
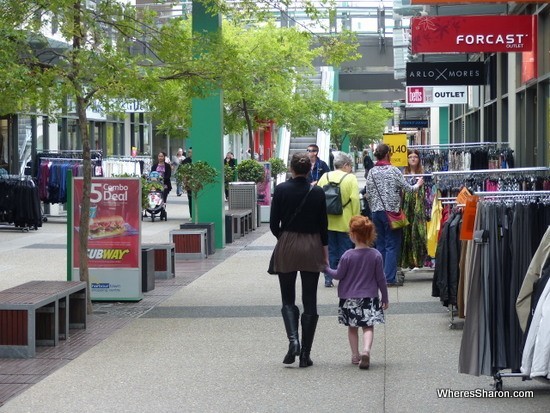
269, 152, 329, 368
324, 215, 389, 370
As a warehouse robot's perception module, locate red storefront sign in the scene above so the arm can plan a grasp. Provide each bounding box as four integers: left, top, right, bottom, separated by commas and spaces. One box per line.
411, 15, 536, 54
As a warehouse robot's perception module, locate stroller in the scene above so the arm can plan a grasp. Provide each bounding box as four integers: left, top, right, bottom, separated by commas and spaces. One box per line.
143, 171, 167, 222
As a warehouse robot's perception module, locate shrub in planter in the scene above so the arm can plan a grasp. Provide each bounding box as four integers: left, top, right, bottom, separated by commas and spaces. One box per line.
268, 157, 287, 186
236, 159, 265, 184
175, 161, 218, 224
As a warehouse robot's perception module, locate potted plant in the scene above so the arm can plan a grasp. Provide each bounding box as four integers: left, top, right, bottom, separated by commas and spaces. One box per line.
236, 159, 265, 184
174, 161, 219, 256
175, 161, 219, 224
268, 157, 287, 186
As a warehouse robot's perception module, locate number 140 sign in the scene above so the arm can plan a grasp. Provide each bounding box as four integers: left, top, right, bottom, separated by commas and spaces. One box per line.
383, 133, 408, 167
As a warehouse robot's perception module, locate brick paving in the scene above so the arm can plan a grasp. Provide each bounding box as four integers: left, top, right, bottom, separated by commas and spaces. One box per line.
0, 225, 269, 407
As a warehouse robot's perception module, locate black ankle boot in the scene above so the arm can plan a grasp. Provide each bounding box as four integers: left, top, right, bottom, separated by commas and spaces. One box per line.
299, 313, 319, 368
281, 305, 300, 364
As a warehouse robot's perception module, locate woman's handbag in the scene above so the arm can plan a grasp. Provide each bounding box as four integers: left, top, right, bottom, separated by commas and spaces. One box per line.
386, 209, 409, 229
372, 176, 409, 230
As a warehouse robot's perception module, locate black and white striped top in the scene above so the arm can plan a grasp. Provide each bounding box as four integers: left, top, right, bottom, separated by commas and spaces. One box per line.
365, 165, 418, 212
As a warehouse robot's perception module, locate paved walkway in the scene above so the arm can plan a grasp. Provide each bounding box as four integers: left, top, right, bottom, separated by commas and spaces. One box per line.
1, 173, 549, 412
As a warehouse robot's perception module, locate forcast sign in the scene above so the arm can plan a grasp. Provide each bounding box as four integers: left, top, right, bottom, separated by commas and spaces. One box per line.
411, 15, 536, 54
406, 86, 468, 107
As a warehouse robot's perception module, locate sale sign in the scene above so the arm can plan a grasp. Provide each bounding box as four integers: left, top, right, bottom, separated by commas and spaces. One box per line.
406, 86, 468, 107
411, 15, 536, 54
73, 178, 141, 269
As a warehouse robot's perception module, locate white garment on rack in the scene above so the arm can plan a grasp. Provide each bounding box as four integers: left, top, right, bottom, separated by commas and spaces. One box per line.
521, 277, 550, 379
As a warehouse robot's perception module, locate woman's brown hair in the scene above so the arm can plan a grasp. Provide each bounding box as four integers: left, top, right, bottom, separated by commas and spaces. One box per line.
404, 149, 424, 175
373, 144, 390, 161
349, 215, 376, 246
290, 152, 310, 176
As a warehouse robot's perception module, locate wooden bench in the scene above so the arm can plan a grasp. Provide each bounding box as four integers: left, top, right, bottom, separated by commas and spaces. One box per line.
0, 281, 87, 358
225, 209, 253, 239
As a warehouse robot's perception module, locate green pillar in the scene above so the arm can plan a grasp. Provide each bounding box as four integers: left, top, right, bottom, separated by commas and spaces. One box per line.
191, 2, 225, 248
439, 106, 449, 145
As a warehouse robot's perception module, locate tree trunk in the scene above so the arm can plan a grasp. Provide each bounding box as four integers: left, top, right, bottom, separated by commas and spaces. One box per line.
242, 98, 254, 158
77, 96, 93, 315
72, 1, 93, 315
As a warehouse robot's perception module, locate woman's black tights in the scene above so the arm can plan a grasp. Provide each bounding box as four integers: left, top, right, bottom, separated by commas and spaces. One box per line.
278, 271, 320, 315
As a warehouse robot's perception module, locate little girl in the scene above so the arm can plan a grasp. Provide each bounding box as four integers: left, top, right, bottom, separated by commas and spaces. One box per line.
324, 215, 389, 369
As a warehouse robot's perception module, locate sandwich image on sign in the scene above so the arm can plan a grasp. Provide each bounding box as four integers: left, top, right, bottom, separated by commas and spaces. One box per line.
89, 215, 126, 239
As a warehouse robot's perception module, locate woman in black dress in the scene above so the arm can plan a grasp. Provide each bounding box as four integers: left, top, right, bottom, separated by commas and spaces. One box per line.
269, 152, 328, 367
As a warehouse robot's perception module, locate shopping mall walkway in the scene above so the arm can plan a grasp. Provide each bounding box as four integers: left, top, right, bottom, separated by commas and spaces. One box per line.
0, 172, 549, 412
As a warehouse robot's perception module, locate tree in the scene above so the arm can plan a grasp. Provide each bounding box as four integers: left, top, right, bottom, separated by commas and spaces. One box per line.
329, 101, 393, 150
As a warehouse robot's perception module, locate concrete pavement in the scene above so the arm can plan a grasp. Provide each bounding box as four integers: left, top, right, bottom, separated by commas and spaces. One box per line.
0, 173, 549, 412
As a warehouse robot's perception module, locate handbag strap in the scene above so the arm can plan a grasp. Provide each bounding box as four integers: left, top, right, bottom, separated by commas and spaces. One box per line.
371, 173, 389, 211
281, 185, 313, 232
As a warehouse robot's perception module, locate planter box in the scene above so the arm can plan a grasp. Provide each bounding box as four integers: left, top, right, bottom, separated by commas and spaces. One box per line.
179, 223, 215, 255
142, 243, 175, 279
170, 229, 208, 260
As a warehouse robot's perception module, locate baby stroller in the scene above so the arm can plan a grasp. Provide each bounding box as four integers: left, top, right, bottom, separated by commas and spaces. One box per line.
143, 171, 167, 222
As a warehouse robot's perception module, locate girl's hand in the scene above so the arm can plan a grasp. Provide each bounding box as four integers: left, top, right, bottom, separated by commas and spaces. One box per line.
382, 302, 389, 310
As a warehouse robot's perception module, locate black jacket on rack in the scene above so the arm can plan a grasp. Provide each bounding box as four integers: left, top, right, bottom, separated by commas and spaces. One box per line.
0, 178, 42, 229
432, 210, 462, 307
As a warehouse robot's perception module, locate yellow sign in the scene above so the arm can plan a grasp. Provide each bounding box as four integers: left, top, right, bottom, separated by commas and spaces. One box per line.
383, 133, 408, 167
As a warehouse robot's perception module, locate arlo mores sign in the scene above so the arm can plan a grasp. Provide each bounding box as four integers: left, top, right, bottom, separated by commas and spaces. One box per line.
406, 62, 484, 86
406, 86, 468, 107
411, 15, 536, 54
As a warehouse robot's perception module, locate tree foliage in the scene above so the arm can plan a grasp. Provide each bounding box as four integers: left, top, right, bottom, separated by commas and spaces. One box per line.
329, 101, 392, 150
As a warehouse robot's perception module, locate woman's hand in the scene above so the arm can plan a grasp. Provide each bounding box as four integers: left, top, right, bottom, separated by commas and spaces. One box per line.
382, 302, 389, 310
415, 177, 424, 188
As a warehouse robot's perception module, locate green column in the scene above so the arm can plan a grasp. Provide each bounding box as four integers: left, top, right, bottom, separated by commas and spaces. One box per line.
191, 2, 225, 248
439, 106, 449, 145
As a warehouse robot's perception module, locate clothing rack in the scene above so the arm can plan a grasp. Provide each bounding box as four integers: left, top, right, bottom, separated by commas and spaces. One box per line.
402, 173, 433, 177
410, 142, 507, 149
102, 156, 153, 177
39, 157, 84, 162
432, 166, 550, 176
475, 190, 550, 197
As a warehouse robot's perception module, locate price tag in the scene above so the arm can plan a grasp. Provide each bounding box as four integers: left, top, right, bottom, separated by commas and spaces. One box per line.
383, 133, 408, 167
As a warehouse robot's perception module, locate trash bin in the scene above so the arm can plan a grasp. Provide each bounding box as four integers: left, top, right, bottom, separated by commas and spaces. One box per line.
141, 247, 155, 292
